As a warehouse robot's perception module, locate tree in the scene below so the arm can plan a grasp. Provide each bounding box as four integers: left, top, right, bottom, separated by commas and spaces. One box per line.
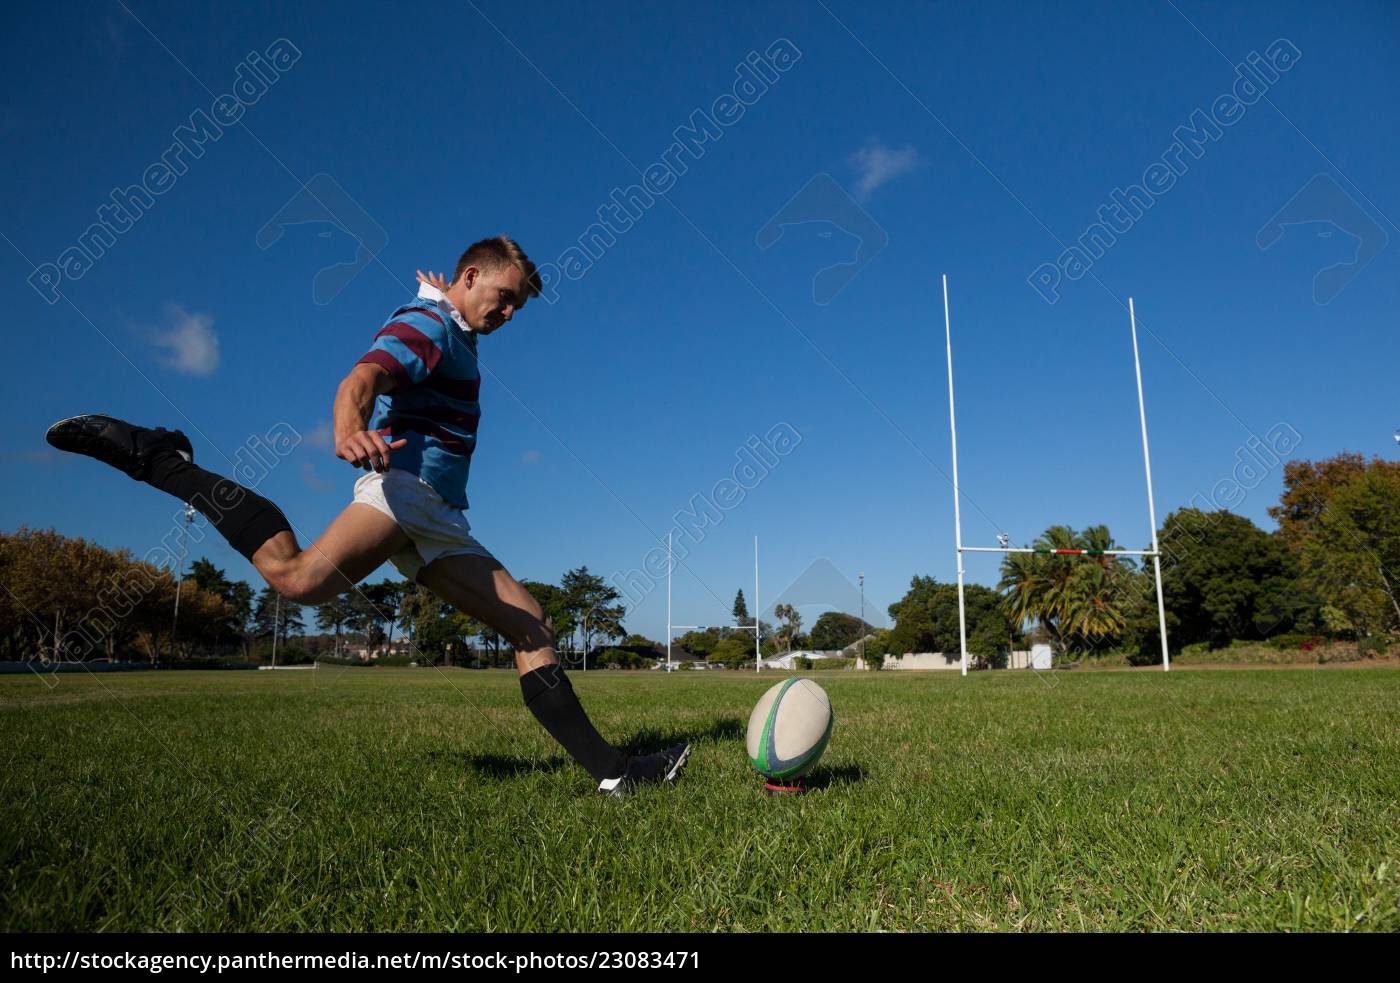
859, 629, 893, 669
706, 636, 751, 668
886, 575, 1014, 667
399, 585, 444, 658
809, 611, 870, 651
521, 579, 570, 651
561, 566, 625, 658
254, 586, 303, 646
1269, 452, 1400, 548
4, 528, 116, 662
677, 627, 720, 659
188, 558, 231, 598
315, 593, 356, 658
226, 581, 255, 658
772, 603, 802, 652
1156, 508, 1305, 647
732, 589, 751, 627
997, 525, 1136, 656
1299, 462, 1400, 639
350, 580, 404, 657
346, 585, 388, 656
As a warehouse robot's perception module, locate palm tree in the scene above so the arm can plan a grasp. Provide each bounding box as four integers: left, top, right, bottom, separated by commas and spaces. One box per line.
999, 525, 1134, 656
772, 603, 802, 652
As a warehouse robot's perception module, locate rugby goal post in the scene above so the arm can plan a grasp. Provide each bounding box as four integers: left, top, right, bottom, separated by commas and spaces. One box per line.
943, 275, 1170, 675
666, 532, 762, 673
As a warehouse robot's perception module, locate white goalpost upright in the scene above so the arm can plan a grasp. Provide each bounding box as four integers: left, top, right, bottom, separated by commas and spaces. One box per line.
942, 275, 1171, 674
665, 534, 762, 672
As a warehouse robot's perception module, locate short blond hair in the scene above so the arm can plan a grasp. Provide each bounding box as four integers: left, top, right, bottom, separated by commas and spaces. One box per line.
453, 236, 542, 306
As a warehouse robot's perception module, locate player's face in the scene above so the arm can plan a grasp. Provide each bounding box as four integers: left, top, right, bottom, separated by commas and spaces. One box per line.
461, 264, 528, 334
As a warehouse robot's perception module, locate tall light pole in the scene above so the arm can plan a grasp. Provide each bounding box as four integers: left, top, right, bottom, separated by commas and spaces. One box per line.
858, 571, 866, 669
171, 502, 194, 661
271, 593, 280, 668
583, 608, 591, 672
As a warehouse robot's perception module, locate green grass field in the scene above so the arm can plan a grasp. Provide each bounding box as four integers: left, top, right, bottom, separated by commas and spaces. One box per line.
2, 666, 1397, 932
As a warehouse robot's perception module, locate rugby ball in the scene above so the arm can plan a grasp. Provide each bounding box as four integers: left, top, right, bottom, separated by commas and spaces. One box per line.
746, 678, 833, 781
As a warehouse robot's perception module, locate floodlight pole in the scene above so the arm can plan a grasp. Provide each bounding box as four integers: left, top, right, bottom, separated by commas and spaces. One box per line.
943, 274, 970, 676
171, 503, 193, 657
1129, 298, 1171, 672
754, 535, 761, 673
666, 531, 673, 672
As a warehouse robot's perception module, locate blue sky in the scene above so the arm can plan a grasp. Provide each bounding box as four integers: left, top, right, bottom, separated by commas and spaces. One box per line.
2, 0, 1397, 640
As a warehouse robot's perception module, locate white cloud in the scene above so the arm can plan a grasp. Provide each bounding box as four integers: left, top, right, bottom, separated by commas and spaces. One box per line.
305, 421, 333, 450
849, 140, 920, 201
300, 462, 333, 493
151, 304, 219, 376
6, 448, 54, 465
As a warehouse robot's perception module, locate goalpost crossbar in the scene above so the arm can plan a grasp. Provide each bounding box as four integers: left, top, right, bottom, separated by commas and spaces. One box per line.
961, 546, 1159, 556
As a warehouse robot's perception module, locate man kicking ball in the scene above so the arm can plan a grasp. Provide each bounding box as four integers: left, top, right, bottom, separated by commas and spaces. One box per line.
46, 234, 688, 797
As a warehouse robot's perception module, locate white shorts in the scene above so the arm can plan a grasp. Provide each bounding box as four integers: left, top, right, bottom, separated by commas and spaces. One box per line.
352, 469, 496, 580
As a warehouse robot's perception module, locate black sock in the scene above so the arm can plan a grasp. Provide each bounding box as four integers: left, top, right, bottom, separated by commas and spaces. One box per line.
520, 665, 626, 782
144, 453, 293, 561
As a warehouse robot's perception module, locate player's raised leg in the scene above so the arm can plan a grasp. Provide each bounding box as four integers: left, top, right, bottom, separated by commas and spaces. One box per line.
417, 552, 690, 795
45, 413, 409, 605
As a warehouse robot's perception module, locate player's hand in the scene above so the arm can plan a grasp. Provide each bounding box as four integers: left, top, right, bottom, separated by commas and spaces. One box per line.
336, 430, 407, 472
416, 269, 451, 292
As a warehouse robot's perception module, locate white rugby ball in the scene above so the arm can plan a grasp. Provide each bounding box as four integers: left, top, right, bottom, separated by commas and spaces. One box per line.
746, 678, 833, 781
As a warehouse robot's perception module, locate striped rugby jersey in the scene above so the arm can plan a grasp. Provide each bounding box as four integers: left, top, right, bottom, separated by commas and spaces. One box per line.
356, 283, 481, 508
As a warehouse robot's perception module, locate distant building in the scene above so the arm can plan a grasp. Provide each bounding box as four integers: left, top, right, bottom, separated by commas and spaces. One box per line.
758, 650, 844, 671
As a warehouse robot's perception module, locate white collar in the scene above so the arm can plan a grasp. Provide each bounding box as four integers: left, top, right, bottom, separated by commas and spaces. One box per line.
417, 282, 474, 334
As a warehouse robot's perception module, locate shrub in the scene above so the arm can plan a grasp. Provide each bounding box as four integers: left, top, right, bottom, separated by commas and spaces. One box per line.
1267, 634, 1324, 651
249, 640, 313, 665
804, 657, 855, 671
1358, 635, 1392, 657
595, 647, 645, 669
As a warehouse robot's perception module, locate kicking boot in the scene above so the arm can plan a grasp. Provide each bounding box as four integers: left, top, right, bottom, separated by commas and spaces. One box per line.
46, 414, 192, 481
597, 742, 691, 798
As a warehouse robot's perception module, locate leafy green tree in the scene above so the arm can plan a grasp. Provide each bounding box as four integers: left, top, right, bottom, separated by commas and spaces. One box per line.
809, 611, 870, 651
226, 581, 255, 658
887, 575, 1012, 667
1269, 452, 1400, 549
859, 628, 893, 669
315, 593, 356, 658
677, 627, 720, 659
732, 589, 751, 627
254, 586, 303, 645
707, 636, 752, 668
352, 580, 405, 656
561, 566, 625, 657
998, 525, 1135, 656
412, 605, 455, 664
521, 579, 570, 651
1299, 462, 1400, 639
1156, 508, 1304, 647
772, 603, 802, 652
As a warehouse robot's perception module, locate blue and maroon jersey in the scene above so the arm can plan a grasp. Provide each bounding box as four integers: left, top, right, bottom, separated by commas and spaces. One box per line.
356, 286, 480, 508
